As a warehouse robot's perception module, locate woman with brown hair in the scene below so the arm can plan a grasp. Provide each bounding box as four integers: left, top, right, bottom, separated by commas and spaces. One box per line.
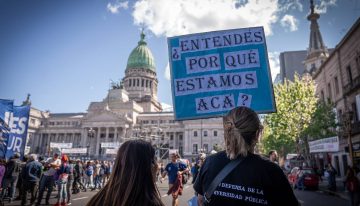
194, 106, 299, 206
86, 140, 164, 206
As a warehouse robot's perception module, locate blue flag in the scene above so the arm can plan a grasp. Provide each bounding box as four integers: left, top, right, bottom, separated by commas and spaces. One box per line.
0, 99, 14, 158
5, 105, 30, 160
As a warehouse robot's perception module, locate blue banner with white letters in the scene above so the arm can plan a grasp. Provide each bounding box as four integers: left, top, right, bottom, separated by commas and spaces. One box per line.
167, 27, 276, 120
5, 105, 30, 160
0, 99, 14, 158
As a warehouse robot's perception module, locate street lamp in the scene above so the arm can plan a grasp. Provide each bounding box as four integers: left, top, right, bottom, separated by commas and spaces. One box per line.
342, 111, 354, 166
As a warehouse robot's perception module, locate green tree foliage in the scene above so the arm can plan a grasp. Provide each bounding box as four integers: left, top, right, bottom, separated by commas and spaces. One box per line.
262, 75, 317, 158
302, 100, 337, 140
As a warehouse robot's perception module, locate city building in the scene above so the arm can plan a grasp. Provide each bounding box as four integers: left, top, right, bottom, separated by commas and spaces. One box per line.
311, 17, 360, 176
25, 32, 224, 160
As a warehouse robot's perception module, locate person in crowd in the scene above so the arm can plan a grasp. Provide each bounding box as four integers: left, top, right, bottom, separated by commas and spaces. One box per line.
269, 150, 278, 164
345, 167, 360, 206
102, 161, 109, 187
191, 162, 200, 184
0, 159, 6, 193
198, 153, 206, 167
73, 159, 85, 193
54, 155, 71, 206
21, 154, 42, 206
15, 155, 29, 201
86, 140, 164, 206
66, 158, 75, 205
36, 153, 61, 206
85, 161, 94, 189
162, 153, 188, 206
326, 163, 337, 191
3, 153, 21, 201
194, 106, 299, 206
295, 167, 305, 190
92, 160, 102, 191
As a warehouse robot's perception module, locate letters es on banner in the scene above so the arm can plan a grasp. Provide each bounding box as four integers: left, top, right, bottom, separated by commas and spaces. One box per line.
0, 99, 30, 160
167, 27, 276, 120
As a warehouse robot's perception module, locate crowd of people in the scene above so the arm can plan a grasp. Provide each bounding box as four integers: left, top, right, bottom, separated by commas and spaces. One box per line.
0, 152, 114, 206
0, 106, 303, 206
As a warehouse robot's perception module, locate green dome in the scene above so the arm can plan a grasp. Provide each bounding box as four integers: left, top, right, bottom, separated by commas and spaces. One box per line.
126, 32, 156, 72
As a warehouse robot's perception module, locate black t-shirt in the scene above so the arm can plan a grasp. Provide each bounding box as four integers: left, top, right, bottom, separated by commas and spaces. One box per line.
193, 151, 298, 206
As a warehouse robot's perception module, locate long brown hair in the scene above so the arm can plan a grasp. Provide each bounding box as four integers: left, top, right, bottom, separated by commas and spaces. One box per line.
86, 140, 164, 206
223, 106, 262, 159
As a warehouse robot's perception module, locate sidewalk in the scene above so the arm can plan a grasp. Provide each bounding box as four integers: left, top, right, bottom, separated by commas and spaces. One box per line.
318, 177, 349, 200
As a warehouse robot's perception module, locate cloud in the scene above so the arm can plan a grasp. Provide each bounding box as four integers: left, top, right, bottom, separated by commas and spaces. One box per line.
278, 0, 303, 12
164, 62, 170, 81
280, 15, 298, 32
161, 102, 173, 111
268, 52, 280, 81
132, 0, 279, 37
107, 1, 129, 14
315, 0, 337, 14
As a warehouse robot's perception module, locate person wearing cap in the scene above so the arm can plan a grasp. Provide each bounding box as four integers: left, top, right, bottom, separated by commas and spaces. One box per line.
36, 153, 61, 206
194, 106, 299, 206
3, 153, 21, 201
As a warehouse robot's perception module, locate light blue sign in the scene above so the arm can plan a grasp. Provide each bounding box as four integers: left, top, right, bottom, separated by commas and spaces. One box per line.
168, 27, 276, 120
5, 105, 30, 160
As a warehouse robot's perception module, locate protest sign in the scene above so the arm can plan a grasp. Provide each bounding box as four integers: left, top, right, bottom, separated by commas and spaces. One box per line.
62, 148, 87, 154
50, 142, 73, 149
168, 27, 275, 120
5, 105, 31, 159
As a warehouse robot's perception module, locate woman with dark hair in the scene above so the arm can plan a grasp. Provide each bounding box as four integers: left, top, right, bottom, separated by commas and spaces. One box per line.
194, 106, 299, 206
86, 140, 164, 206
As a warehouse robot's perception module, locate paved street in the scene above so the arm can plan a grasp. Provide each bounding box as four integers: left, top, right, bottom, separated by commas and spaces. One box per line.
6, 179, 349, 206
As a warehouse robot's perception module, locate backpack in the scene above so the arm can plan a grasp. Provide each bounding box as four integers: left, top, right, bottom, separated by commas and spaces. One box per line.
347, 177, 359, 192
86, 166, 93, 176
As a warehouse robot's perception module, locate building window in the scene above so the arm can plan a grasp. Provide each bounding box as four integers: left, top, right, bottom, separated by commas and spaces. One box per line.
194, 131, 198, 137
193, 144, 198, 154
129, 79, 132, 87
146, 80, 149, 87
150, 81, 152, 88
320, 90, 325, 102
170, 135, 174, 140
30, 118, 35, 124
141, 79, 144, 87
347, 65, 353, 84
214, 131, 218, 136
203, 144, 209, 153
204, 131, 208, 137
352, 103, 358, 122
179, 135, 183, 141
137, 79, 140, 87
334, 76, 339, 94
327, 83, 332, 102
179, 146, 183, 156
133, 79, 136, 86
356, 52, 360, 71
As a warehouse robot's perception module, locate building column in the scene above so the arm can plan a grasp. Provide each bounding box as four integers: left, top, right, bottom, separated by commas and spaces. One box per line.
81, 128, 87, 147
105, 127, 109, 143
114, 127, 118, 143
95, 127, 100, 157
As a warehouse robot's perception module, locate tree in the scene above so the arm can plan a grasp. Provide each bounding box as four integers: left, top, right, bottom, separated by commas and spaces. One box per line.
262, 74, 317, 160
301, 100, 337, 163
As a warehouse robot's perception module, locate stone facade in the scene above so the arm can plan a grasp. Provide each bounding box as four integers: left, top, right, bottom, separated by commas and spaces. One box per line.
312, 18, 360, 176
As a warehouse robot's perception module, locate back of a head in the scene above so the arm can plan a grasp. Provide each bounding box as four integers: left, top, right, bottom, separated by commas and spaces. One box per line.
223, 106, 261, 159
87, 139, 163, 206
